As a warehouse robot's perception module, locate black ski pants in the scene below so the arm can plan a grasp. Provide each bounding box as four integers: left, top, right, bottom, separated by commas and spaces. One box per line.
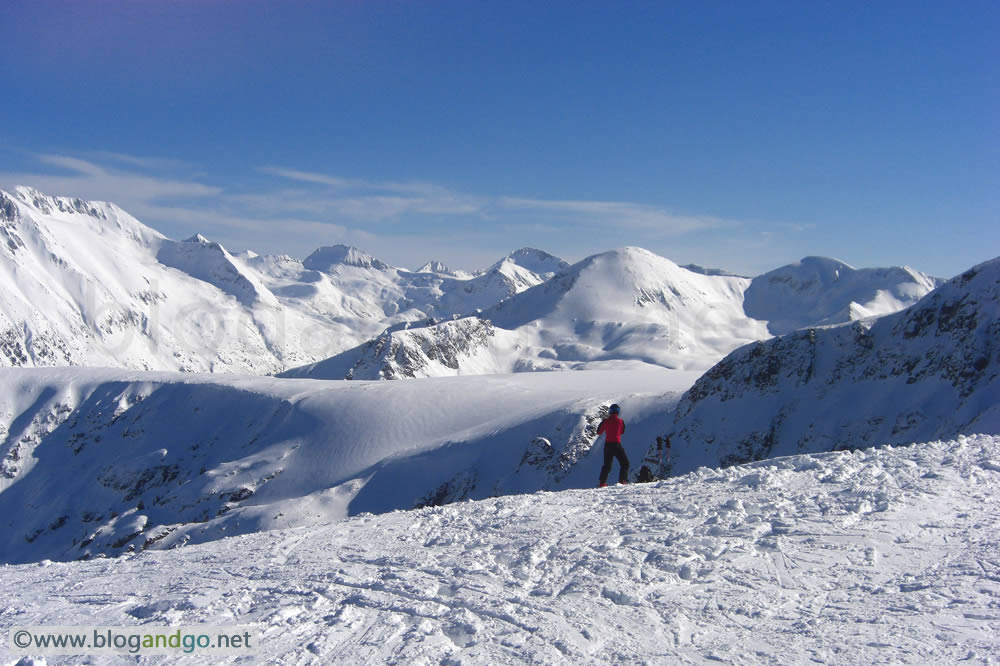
600, 441, 630, 484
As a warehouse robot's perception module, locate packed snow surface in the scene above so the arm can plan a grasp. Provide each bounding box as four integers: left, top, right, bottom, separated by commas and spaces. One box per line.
2, 435, 998, 664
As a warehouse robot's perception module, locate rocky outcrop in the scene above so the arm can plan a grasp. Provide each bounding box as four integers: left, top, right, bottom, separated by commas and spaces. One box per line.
672, 258, 999, 470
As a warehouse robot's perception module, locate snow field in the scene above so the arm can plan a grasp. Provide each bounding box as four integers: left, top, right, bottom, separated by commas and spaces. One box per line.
3, 435, 998, 664
0, 366, 698, 563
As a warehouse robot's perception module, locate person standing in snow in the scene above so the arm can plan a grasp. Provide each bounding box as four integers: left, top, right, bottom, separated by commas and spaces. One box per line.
597, 404, 629, 487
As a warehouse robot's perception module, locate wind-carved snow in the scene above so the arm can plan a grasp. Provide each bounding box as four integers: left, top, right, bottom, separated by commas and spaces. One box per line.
2, 435, 997, 664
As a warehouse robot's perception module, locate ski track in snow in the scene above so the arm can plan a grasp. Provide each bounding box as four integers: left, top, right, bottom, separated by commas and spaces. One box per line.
2, 435, 999, 665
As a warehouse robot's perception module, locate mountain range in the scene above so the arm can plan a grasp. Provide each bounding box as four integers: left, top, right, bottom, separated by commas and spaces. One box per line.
0, 187, 945, 380
2, 187, 996, 568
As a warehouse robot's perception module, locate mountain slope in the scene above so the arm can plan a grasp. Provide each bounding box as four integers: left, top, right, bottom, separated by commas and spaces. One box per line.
669, 257, 1000, 472
0, 188, 349, 372
4, 435, 998, 663
281, 317, 509, 380
0, 365, 695, 564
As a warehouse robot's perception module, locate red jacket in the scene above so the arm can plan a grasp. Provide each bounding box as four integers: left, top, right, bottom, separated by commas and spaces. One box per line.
598, 415, 625, 444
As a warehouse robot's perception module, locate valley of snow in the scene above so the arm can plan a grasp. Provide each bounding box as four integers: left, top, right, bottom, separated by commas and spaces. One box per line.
3, 435, 999, 664
0, 365, 701, 564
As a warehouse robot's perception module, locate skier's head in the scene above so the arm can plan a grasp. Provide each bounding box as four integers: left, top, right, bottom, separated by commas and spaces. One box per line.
609, 404, 621, 415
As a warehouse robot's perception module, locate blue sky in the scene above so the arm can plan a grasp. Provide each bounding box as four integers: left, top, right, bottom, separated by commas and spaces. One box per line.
1, 0, 996, 277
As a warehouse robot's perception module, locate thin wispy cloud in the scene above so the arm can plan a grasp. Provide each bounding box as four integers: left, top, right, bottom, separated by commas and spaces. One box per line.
95, 152, 197, 172
259, 166, 354, 189
263, 165, 732, 235
261, 166, 463, 198
26, 154, 221, 203
0, 152, 752, 267
502, 197, 725, 236
261, 165, 486, 219
0, 154, 363, 257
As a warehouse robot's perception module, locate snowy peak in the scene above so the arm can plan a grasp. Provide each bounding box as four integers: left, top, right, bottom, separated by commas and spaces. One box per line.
490, 247, 569, 277
744, 255, 943, 335
156, 235, 278, 308
4, 186, 165, 249
489, 246, 742, 327
893, 257, 1000, 343
12, 185, 109, 221
0, 188, 315, 373
303, 244, 390, 272
293, 244, 772, 379
417, 260, 457, 275
415, 260, 476, 279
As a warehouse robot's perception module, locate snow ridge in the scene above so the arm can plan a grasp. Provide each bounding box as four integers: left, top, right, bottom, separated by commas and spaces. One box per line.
2, 187, 941, 379
672, 257, 1000, 470
303, 244, 391, 272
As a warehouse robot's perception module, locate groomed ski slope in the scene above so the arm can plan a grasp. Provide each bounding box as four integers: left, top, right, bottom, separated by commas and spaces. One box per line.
3, 435, 998, 664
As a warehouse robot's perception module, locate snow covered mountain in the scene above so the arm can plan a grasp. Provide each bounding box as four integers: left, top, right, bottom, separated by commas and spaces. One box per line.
289, 247, 940, 380
2, 258, 976, 565
281, 317, 506, 380
0, 188, 564, 374
744, 255, 944, 335
1, 186, 944, 380
416, 259, 475, 279
4, 434, 998, 663
0, 187, 356, 373
285, 247, 769, 379
669, 257, 1000, 471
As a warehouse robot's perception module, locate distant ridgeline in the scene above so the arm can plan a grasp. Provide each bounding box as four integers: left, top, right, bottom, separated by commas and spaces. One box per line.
2, 187, 942, 377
